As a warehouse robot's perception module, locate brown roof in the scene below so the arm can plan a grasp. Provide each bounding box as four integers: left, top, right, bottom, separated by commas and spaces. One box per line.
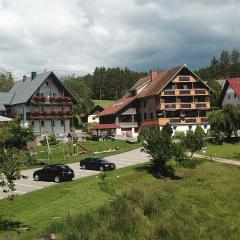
130, 76, 150, 91
98, 96, 136, 117
137, 65, 183, 98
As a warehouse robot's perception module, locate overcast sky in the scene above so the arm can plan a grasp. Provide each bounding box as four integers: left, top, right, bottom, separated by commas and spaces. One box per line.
0, 0, 240, 78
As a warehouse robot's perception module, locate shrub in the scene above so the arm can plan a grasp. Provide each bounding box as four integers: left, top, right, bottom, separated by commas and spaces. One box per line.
209, 130, 224, 145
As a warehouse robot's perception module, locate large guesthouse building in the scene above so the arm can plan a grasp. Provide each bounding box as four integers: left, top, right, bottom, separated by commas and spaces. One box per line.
0, 71, 75, 135
96, 65, 212, 137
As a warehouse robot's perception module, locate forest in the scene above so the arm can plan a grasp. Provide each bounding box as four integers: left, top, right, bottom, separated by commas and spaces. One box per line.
1, 48, 240, 112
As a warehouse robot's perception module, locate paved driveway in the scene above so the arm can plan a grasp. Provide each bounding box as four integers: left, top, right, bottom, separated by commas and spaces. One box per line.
0, 148, 150, 199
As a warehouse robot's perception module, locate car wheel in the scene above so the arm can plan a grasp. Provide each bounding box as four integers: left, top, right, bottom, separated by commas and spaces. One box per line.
99, 166, 104, 171
54, 176, 60, 183
82, 164, 86, 170
34, 174, 40, 181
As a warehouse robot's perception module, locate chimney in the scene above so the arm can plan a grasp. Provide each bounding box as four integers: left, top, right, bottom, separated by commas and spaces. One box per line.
150, 69, 159, 81
31, 72, 37, 80
23, 75, 27, 82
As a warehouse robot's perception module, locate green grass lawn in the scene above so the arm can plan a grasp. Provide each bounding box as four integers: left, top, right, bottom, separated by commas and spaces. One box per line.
198, 142, 240, 160
93, 99, 115, 108
29, 140, 141, 168
1, 161, 240, 239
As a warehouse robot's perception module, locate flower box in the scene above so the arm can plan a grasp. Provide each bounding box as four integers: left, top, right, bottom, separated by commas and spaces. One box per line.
57, 110, 65, 116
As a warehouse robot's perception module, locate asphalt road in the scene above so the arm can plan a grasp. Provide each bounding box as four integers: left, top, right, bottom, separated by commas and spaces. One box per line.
0, 148, 150, 200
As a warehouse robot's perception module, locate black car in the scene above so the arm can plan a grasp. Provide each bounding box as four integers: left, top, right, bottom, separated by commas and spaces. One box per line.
33, 164, 75, 183
80, 157, 116, 171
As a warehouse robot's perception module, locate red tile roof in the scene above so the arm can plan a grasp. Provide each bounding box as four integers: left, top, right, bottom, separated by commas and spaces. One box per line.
98, 96, 136, 117
92, 123, 119, 130
228, 78, 240, 97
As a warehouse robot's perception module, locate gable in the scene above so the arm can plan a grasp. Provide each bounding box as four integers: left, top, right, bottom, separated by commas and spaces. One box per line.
9, 71, 75, 105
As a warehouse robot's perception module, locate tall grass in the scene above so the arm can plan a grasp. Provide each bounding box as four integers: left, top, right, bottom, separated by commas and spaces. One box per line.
43, 170, 240, 240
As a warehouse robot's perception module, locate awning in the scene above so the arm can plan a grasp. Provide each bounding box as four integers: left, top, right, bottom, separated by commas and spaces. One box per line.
92, 123, 119, 130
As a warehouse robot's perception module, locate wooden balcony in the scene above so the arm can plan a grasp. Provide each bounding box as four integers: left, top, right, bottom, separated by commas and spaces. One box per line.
156, 101, 211, 111
160, 88, 209, 96
172, 75, 197, 83
138, 117, 208, 133
31, 96, 73, 106
26, 111, 73, 120
159, 117, 208, 125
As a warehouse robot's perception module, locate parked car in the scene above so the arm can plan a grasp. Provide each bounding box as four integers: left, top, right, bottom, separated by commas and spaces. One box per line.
33, 164, 75, 183
80, 157, 116, 171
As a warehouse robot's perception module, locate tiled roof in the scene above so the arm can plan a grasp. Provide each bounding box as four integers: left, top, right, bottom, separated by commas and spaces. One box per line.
98, 96, 136, 117
137, 66, 183, 98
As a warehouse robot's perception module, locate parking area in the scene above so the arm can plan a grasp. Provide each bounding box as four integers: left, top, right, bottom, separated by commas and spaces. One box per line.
0, 148, 149, 200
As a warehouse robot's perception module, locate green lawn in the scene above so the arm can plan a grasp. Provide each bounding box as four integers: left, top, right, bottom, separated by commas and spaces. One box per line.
30, 140, 141, 168
1, 161, 240, 239
198, 142, 240, 160
93, 99, 115, 108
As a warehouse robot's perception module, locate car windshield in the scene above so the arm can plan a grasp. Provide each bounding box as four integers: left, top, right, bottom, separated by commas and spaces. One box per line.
60, 166, 70, 170
99, 159, 110, 163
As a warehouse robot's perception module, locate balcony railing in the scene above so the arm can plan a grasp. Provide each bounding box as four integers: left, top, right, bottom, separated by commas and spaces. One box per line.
31, 96, 73, 105
179, 90, 191, 95
163, 90, 175, 95
26, 110, 73, 120
157, 102, 210, 110
159, 117, 208, 125
196, 103, 207, 109
180, 103, 191, 108
161, 89, 208, 96
169, 118, 181, 124
165, 104, 176, 109
195, 89, 206, 94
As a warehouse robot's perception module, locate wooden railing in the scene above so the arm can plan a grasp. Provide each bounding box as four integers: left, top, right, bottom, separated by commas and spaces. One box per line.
138, 117, 208, 133
160, 89, 209, 96
157, 102, 210, 110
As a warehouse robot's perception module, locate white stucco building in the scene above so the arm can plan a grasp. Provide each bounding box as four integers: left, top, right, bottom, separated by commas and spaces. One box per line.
0, 71, 75, 135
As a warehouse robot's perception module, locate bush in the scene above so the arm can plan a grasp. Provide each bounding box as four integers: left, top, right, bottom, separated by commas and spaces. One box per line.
209, 130, 224, 145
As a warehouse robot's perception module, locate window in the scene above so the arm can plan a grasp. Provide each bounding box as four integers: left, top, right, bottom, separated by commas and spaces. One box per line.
51, 120, 55, 126
61, 120, 65, 126
144, 113, 147, 120
204, 125, 207, 129
179, 76, 190, 81
41, 93, 44, 97
143, 100, 146, 108
150, 112, 153, 119
41, 121, 44, 127
188, 126, 192, 130
234, 93, 237, 98
228, 95, 231, 99
173, 126, 177, 130
52, 93, 56, 97
31, 121, 34, 126
119, 115, 132, 122
45, 81, 49, 87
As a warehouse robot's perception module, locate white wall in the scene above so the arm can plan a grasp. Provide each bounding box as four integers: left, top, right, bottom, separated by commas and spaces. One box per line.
160, 124, 210, 134
222, 85, 240, 106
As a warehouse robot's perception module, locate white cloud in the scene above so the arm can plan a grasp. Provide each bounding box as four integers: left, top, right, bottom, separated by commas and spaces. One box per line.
0, 0, 240, 78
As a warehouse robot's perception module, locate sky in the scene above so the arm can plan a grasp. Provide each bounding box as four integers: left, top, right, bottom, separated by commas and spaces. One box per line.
0, 0, 240, 78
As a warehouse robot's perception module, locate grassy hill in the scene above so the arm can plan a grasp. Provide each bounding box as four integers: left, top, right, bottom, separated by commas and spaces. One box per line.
93, 99, 115, 108
0, 161, 240, 239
